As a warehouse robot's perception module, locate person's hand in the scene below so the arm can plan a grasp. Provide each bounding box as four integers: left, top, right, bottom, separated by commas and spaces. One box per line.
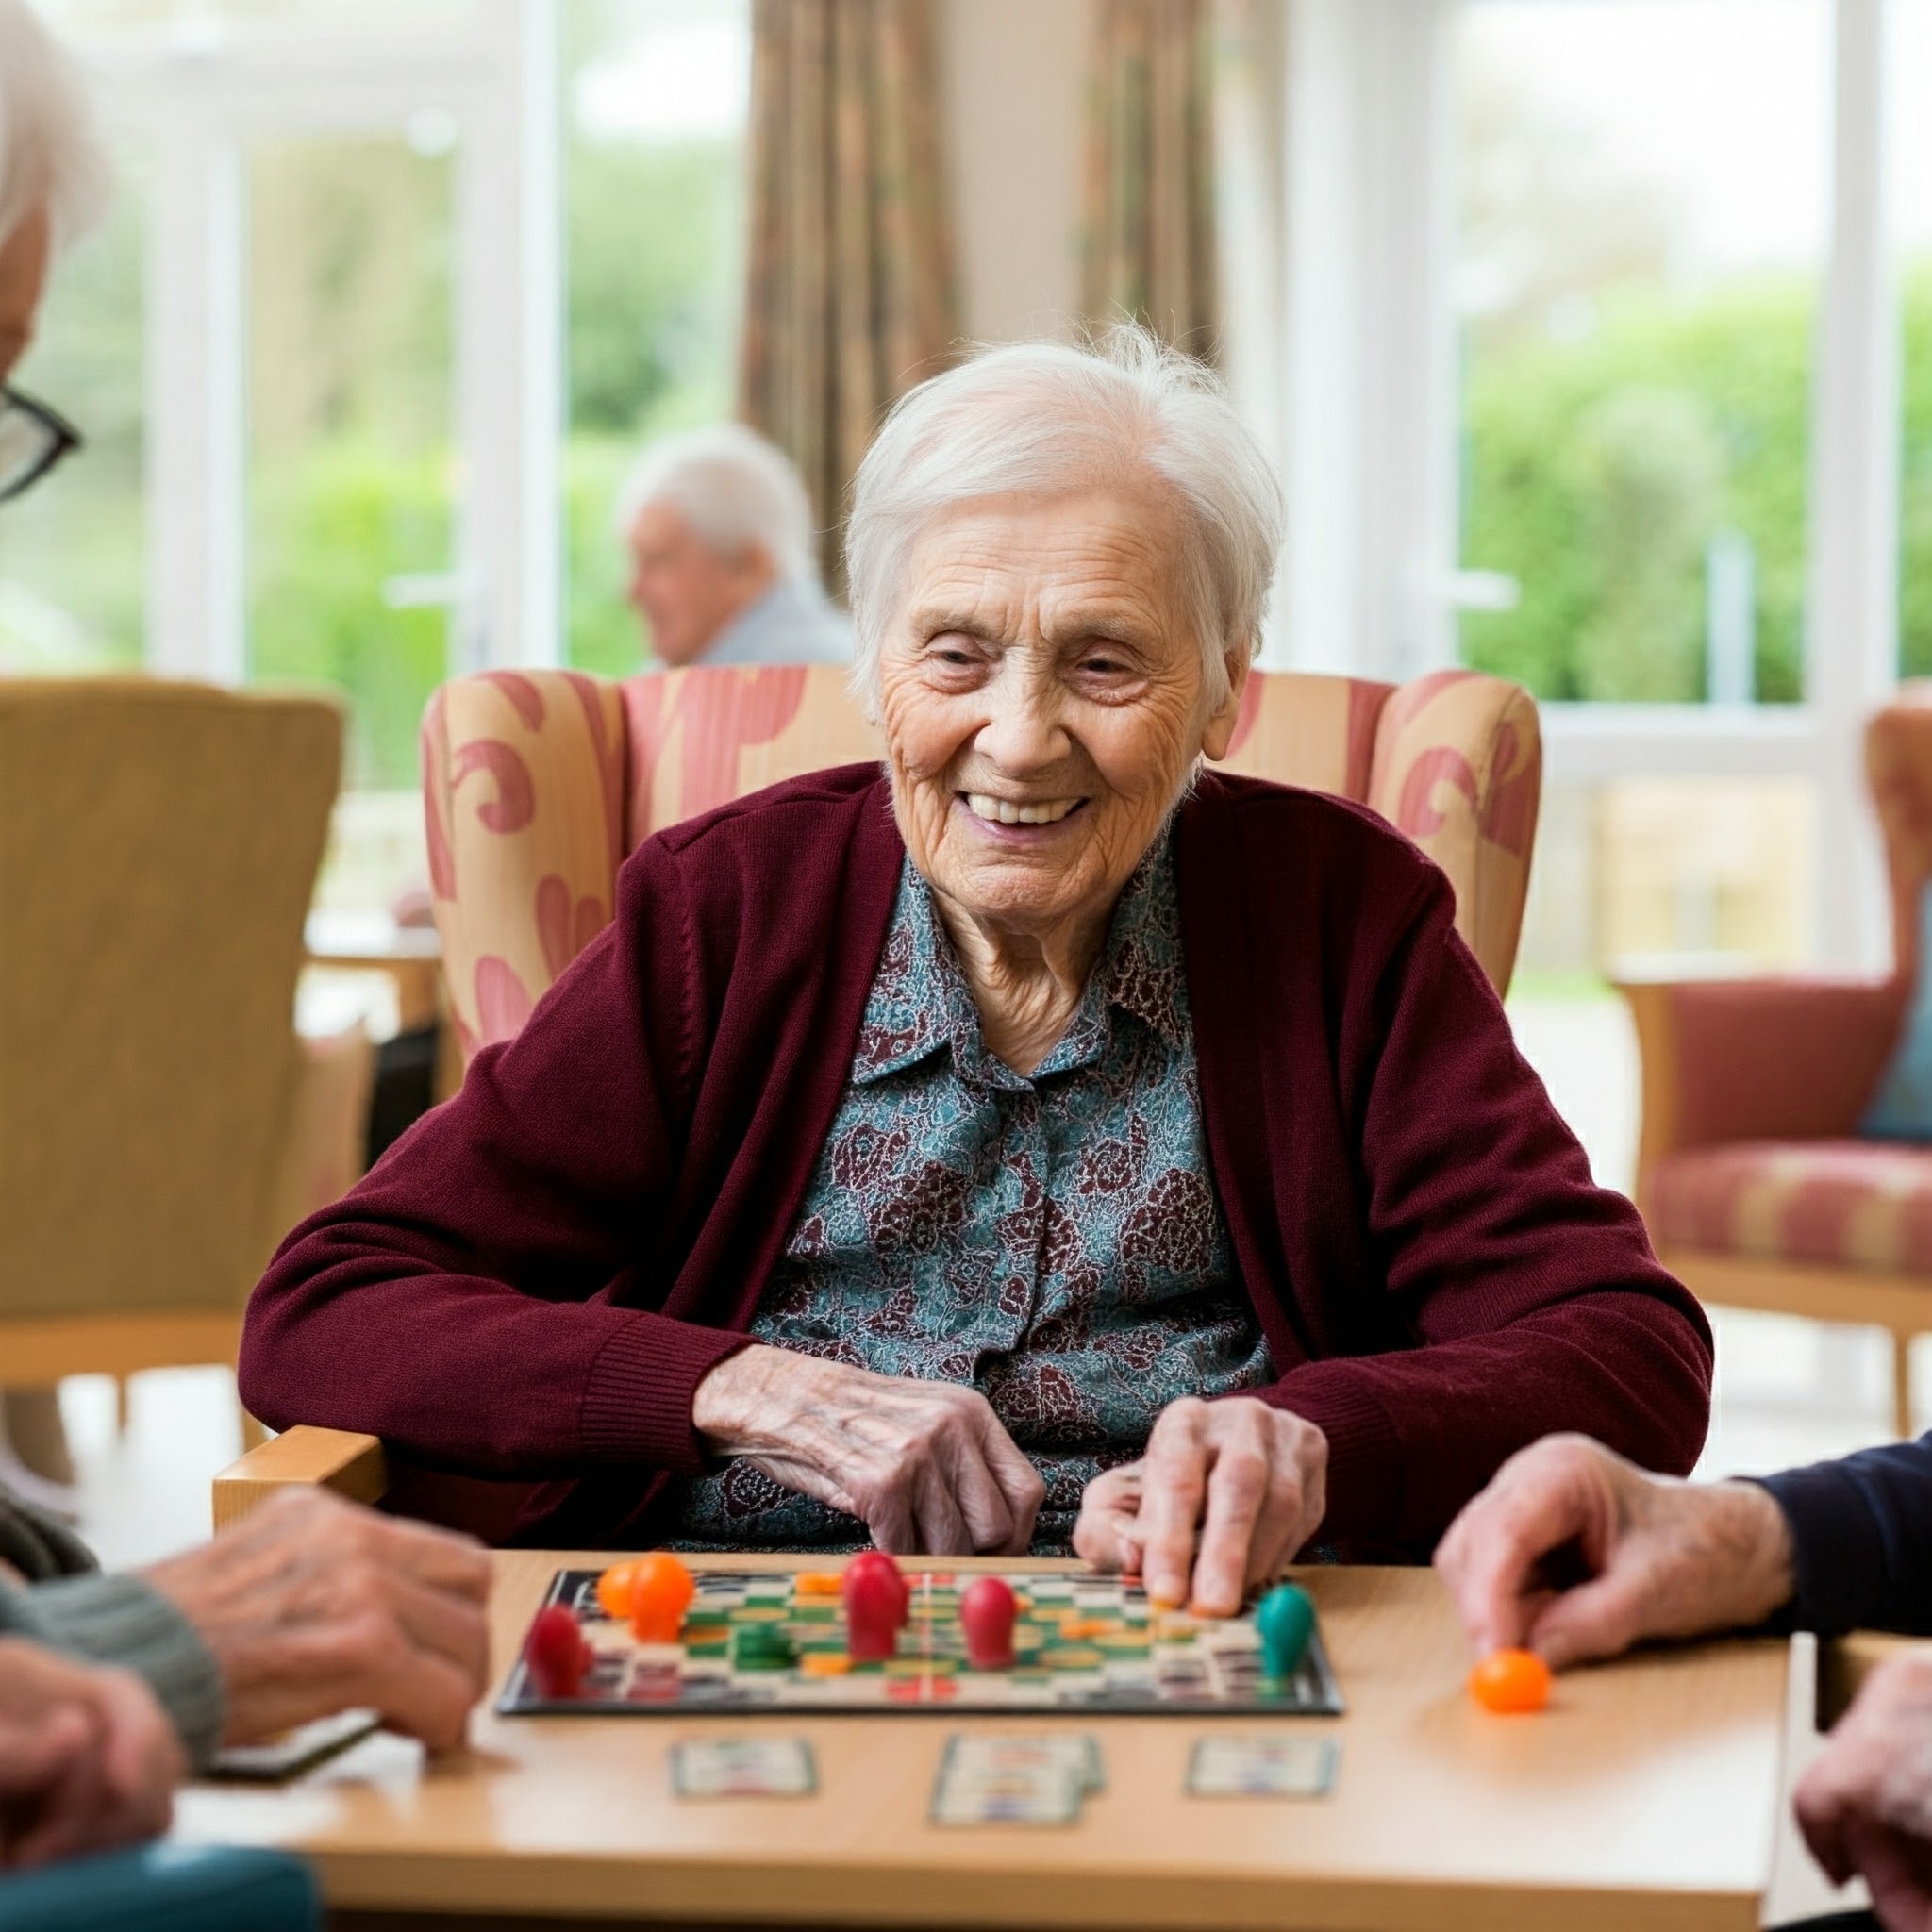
1072, 1397, 1326, 1616
691, 1345, 1045, 1556
1796, 1650, 1932, 1932
140, 1488, 491, 1751
0, 1640, 183, 1870
1434, 1433, 1796, 1669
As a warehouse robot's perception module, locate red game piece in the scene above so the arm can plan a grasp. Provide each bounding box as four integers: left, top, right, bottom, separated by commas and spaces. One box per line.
959, 1576, 1017, 1670
842, 1552, 908, 1662
525, 1604, 591, 1698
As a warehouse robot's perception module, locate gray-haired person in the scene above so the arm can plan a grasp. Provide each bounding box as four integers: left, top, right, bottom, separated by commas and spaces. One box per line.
615, 422, 852, 669
0, 0, 489, 1873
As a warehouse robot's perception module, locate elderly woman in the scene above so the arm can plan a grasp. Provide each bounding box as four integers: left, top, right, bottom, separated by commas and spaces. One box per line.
242, 329, 1711, 1611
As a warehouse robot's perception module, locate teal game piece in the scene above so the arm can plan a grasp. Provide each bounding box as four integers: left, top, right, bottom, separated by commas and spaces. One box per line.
1256, 1584, 1315, 1682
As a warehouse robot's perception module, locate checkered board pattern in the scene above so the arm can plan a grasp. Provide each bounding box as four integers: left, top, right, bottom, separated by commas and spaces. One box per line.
497, 1569, 1344, 1718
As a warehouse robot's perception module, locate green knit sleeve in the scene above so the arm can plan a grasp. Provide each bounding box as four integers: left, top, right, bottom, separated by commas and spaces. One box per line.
0, 1574, 227, 1773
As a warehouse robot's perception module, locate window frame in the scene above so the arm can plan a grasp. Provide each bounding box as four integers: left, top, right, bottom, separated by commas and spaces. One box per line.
1257, 0, 1904, 971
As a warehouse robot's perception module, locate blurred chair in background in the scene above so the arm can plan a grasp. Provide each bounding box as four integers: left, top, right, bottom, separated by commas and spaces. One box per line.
1621, 691, 1932, 1438
0, 679, 372, 1477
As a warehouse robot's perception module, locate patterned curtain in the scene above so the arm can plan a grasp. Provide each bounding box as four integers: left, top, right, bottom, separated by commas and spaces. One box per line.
739, 0, 959, 591
1081, 0, 1219, 356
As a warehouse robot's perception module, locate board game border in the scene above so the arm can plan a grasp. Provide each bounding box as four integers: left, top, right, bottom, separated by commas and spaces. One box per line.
496, 1567, 1346, 1721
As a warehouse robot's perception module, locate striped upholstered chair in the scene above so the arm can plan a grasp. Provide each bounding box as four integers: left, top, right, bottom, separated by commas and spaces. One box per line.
1622, 691, 1932, 1439
213, 661, 1541, 1523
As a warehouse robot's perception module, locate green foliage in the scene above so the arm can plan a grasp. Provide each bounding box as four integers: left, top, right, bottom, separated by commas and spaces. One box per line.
1902, 266, 1932, 681
1460, 275, 1821, 704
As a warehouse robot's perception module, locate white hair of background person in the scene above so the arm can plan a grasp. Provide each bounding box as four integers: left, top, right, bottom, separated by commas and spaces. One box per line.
0, 0, 110, 255
612, 423, 822, 589
844, 325, 1285, 717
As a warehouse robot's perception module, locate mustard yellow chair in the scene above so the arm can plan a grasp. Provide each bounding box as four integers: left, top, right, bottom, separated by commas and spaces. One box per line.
0, 679, 373, 1459
1620, 692, 1932, 1439
214, 662, 1541, 1523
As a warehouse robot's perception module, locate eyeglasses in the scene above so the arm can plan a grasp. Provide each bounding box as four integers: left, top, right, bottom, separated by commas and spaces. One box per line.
0, 387, 83, 505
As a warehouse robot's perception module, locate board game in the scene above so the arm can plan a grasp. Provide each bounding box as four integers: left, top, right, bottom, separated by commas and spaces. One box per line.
498, 1566, 1344, 1718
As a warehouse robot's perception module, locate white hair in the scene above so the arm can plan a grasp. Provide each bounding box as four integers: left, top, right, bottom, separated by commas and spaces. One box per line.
844, 325, 1285, 712
613, 422, 821, 586
0, 0, 109, 257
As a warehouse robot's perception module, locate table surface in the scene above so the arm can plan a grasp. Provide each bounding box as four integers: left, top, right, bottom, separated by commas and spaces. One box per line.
173, 1552, 1798, 1932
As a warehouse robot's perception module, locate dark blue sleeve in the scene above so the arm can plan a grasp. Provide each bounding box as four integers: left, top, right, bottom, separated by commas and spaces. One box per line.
1754, 1433, 1932, 1636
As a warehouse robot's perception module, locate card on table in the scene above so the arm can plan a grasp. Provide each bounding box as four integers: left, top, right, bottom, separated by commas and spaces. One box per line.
929, 1734, 1100, 1826
671, 1737, 817, 1798
208, 1709, 381, 1784
1185, 1734, 1339, 1799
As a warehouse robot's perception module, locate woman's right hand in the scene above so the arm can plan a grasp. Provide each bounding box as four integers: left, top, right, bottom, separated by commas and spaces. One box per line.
691, 1345, 1045, 1556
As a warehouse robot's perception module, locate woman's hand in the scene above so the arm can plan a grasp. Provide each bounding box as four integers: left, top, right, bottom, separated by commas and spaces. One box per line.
0, 1640, 184, 1870
1432, 1434, 1796, 1669
1072, 1397, 1327, 1615
691, 1345, 1045, 1556
1796, 1650, 1932, 1931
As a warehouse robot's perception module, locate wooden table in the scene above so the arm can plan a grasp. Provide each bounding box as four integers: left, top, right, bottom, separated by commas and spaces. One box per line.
172, 1554, 1801, 1932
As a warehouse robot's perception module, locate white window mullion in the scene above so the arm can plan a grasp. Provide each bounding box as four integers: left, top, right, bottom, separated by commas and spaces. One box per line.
1808, 0, 1901, 971
142, 115, 244, 685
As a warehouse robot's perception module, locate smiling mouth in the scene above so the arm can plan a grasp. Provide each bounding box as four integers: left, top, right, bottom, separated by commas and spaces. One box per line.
961, 792, 1086, 827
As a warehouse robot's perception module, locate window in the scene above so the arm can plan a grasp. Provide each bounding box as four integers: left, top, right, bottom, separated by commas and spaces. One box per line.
1454, 0, 1831, 706
1901, 0, 1932, 679
561, 0, 751, 676
0, 150, 147, 675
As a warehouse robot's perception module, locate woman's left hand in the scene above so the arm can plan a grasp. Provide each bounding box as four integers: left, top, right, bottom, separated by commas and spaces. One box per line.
1072, 1397, 1327, 1616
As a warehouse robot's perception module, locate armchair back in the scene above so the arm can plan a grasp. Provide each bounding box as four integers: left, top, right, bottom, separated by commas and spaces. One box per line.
423, 664, 1541, 1066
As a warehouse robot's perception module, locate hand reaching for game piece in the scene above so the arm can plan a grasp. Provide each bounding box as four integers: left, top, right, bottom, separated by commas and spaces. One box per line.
0, 1640, 184, 1871
140, 1487, 492, 1751
1432, 1434, 1797, 1669
1073, 1398, 1328, 1616
691, 1345, 1045, 1557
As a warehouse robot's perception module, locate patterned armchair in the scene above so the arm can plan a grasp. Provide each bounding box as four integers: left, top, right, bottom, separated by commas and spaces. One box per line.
214, 660, 1541, 1525
1622, 692, 1932, 1438
422, 662, 1542, 1068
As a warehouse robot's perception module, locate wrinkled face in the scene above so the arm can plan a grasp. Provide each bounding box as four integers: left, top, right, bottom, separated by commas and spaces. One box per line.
625, 502, 772, 668
878, 487, 1245, 943
0, 207, 51, 384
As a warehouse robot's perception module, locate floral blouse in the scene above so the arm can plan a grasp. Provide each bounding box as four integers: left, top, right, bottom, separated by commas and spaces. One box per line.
662, 827, 1274, 1553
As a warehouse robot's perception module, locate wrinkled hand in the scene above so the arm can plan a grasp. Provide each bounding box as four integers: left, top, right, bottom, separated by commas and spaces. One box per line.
0, 1640, 183, 1870
141, 1488, 491, 1750
691, 1345, 1045, 1556
1434, 1433, 1796, 1669
1073, 1398, 1326, 1616
1796, 1651, 1932, 1932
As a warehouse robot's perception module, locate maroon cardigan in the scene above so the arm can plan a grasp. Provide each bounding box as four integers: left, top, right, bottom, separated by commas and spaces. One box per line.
241, 767, 1712, 1555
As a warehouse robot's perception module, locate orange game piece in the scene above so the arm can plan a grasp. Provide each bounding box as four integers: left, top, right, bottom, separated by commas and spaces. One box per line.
794, 1573, 845, 1597
799, 1652, 853, 1676
627, 1553, 696, 1644
594, 1559, 640, 1622
1468, 1648, 1552, 1715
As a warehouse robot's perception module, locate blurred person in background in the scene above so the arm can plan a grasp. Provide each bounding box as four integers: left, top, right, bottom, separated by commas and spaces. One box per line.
616, 422, 852, 669
0, 0, 491, 1874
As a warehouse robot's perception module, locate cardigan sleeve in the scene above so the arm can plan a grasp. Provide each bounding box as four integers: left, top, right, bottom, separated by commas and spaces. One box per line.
1753, 1435, 1932, 1636
238, 837, 754, 1476
1257, 867, 1715, 1554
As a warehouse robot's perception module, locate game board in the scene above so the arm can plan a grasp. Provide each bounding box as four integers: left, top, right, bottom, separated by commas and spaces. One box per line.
498, 1568, 1344, 1718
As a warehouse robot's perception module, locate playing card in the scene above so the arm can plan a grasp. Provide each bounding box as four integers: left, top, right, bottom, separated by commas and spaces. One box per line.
944, 1733, 1104, 1793
671, 1737, 817, 1798
930, 1735, 1085, 1825
1186, 1734, 1339, 1798
207, 1709, 380, 1783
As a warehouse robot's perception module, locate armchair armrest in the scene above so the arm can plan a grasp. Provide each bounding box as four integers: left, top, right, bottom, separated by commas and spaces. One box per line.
1618, 975, 1906, 1180
212, 1425, 388, 1531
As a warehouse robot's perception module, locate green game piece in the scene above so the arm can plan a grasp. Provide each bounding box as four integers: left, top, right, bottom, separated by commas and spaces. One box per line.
1256, 1584, 1316, 1682
730, 1625, 795, 1672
